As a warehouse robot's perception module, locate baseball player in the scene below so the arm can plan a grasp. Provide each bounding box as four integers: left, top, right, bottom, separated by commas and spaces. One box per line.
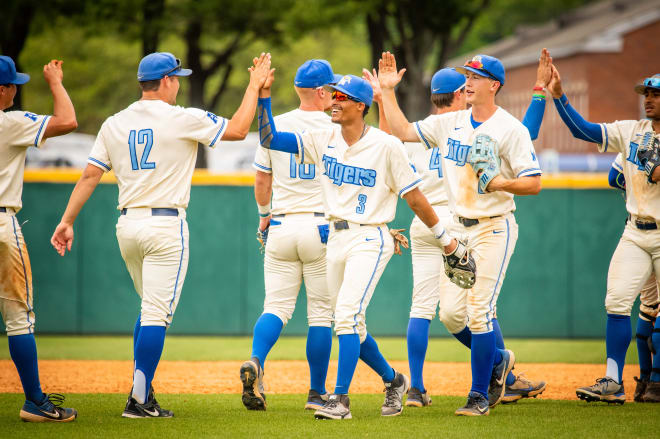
257, 67, 475, 419
608, 153, 660, 402
241, 59, 339, 411
0, 56, 78, 422
50, 52, 272, 417
380, 52, 543, 416
365, 49, 551, 408
551, 64, 660, 404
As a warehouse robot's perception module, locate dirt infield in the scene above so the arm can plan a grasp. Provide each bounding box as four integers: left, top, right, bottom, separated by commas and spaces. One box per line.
0, 360, 637, 401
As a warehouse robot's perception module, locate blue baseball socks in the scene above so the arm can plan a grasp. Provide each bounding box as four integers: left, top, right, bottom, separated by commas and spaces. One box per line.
8, 333, 43, 403
407, 318, 430, 392
306, 326, 332, 394
359, 333, 395, 382
335, 334, 360, 394
133, 325, 166, 404
636, 316, 654, 381
605, 314, 631, 384
652, 317, 660, 383
471, 331, 497, 397
250, 313, 284, 369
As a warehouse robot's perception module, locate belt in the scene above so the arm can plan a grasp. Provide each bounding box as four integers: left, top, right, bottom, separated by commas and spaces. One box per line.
333, 220, 368, 230
121, 208, 179, 216
456, 215, 502, 228
0, 207, 6, 213
629, 215, 659, 230
272, 212, 324, 218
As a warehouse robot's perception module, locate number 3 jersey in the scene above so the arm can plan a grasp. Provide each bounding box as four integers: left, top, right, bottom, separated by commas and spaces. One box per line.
0, 110, 50, 212
414, 107, 541, 219
295, 126, 422, 224
599, 119, 660, 221
88, 100, 228, 210
253, 109, 332, 215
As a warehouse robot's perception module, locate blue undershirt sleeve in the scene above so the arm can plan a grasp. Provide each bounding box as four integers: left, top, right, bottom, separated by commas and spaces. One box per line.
608, 167, 626, 191
553, 94, 603, 144
257, 97, 298, 153
521, 96, 545, 141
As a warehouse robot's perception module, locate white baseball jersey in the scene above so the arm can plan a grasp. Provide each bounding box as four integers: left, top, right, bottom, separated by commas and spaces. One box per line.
88, 100, 227, 209
613, 152, 623, 173
0, 110, 50, 211
405, 141, 448, 206
296, 126, 422, 224
414, 108, 541, 219
253, 109, 330, 214
599, 120, 660, 220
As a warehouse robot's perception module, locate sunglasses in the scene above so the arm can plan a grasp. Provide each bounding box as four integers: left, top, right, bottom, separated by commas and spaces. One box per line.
464, 60, 499, 82
643, 76, 660, 88
332, 90, 360, 103
163, 58, 182, 77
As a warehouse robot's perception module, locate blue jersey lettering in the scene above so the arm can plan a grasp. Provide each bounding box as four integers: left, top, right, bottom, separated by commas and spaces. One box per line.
322, 154, 377, 187
444, 138, 471, 166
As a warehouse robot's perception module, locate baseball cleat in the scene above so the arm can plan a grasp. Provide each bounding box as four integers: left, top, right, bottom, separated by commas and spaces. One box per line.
488, 349, 515, 408
20, 393, 77, 423
240, 358, 267, 410
633, 376, 649, 402
501, 373, 546, 404
314, 394, 352, 420
381, 371, 410, 416
642, 381, 660, 403
405, 387, 432, 407
455, 391, 489, 416
122, 386, 173, 418
576, 377, 625, 404
304, 389, 328, 410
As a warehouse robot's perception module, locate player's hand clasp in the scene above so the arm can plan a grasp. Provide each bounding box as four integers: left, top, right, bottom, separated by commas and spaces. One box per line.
442, 239, 476, 289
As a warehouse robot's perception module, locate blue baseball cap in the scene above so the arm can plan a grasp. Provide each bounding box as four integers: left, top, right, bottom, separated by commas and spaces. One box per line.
330, 73, 344, 85
294, 59, 335, 88
431, 68, 466, 94
634, 74, 660, 94
456, 54, 505, 85
329, 75, 373, 107
137, 52, 192, 82
0, 56, 30, 85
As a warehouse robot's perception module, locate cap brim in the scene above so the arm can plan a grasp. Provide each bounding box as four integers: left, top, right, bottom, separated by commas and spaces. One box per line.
455, 66, 489, 79
11, 72, 30, 85
635, 84, 660, 94
327, 84, 361, 103
173, 68, 192, 77
330, 74, 343, 85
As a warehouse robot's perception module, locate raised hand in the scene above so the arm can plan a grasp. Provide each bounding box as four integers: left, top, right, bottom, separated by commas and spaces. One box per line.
362, 68, 382, 103
248, 52, 272, 89
378, 51, 406, 90
51, 222, 74, 256
535, 48, 553, 89
548, 64, 563, 99
43, 60, 64, 86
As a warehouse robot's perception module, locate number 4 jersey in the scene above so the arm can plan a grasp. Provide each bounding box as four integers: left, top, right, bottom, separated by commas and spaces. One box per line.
88, 100, 227, 210
295, 125, 422, 224
253, 109, 332, 215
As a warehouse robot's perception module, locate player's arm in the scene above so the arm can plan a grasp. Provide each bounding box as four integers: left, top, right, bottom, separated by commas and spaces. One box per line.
222, 53, 272, 141
488, 175, 541, 195
257, 75, 299, 154
403, 187, 457, 253
521, 49, 553, 140
378, 52, 418, 142
50, 164, 104, 256
362, 68, 392, 134
548, 65, 602, 144
42, 60, 77, 139
608, 167, 626, 190
254, 170, 272, 231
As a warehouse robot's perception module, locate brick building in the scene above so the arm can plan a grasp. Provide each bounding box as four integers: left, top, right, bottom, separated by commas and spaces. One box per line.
449, 0, 660, 157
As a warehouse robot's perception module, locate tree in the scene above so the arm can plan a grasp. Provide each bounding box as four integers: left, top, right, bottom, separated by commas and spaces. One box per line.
360, 0, 490, 120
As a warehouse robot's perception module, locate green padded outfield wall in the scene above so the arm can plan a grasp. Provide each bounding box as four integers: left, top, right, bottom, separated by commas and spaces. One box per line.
2, 183, 632, 337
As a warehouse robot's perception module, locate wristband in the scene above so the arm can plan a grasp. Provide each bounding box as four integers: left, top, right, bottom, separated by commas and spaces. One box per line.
532, 93, 546, 100
257, 203, 271, 217
533, 86, 544, 91
431, 222, 452, 247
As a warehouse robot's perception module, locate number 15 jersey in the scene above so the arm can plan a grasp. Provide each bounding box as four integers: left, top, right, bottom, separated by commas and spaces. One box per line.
88, 100, 228, 210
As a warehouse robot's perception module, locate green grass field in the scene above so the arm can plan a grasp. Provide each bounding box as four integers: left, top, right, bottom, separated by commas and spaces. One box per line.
1, 336, 656, 438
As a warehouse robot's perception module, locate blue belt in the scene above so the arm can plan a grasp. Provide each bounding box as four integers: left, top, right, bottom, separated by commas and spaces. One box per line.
272, 212, 324, 218
0, 207, 6, 213
121, 208, 179, 216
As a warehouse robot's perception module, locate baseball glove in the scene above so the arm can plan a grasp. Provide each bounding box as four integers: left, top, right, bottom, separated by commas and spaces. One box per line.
637, 136, 660, 184
256, 226, 269, 254
389, 228, 409, 255
467, 134, 501, 194
442, 239, 476, 289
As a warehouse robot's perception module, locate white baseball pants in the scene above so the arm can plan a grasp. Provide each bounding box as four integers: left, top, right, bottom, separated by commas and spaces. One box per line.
263, 213, 332, 327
